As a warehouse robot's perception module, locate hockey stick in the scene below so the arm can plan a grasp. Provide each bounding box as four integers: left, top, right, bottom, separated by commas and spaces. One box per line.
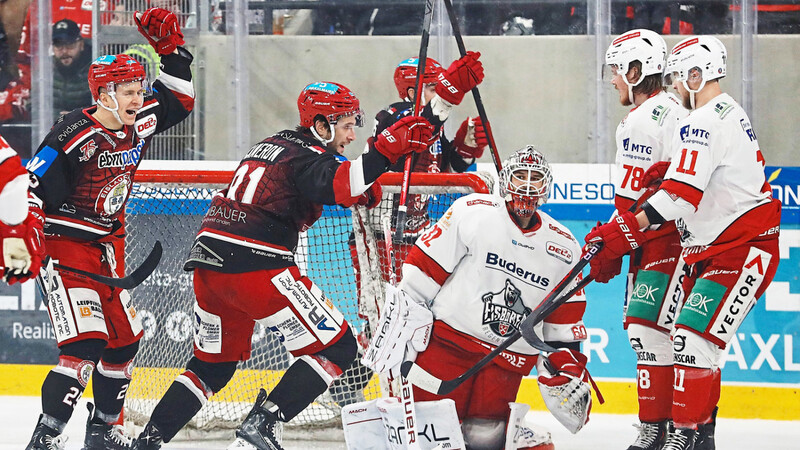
401, 242, 602, 395
442, 0, 502, 172
395, 0, 436, 242
51, 241, 163, 290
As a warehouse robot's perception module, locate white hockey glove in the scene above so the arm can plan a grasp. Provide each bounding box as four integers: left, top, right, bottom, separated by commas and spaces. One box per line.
536, 349, 599, 434
361, 283, 433, 377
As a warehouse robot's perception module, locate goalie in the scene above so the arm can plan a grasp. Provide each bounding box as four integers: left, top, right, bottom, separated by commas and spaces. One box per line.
360, 147, 595, 450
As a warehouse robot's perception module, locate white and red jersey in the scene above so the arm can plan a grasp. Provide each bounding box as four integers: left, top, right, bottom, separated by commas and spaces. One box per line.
0, 135, 28, 226
651, 93, 780, 263
614, 91, 687, 212
400, 194, 587, 355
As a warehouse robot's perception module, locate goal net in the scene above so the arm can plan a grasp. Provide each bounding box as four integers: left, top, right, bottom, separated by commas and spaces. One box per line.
123, 161, 493, 435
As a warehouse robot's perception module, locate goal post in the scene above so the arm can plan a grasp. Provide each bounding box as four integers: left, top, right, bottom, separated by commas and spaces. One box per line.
123, 161, 493, 434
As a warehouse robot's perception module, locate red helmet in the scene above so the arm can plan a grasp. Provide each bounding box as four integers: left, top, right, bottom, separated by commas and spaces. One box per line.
393, 57, 443, 100
88, 54, 147, 101
297, 81, 363, 129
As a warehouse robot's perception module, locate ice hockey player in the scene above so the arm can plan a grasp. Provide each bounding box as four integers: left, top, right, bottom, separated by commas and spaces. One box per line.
130, 81, 433, 450
23, 7, 194, 450
335, 52, 488, 406
0, 135, 44, 285
602, 29, 688, 450
362, 146, 596, 449
586, 36, 781, 450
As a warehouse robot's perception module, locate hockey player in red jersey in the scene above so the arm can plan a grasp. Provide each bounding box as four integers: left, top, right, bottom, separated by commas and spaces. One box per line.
603, 29, 688, 450
0, 135, 44, 284
130, 82, 433, 450
362, 146, 594, 449
586, 36, 781, 450
23, 8, 193, 450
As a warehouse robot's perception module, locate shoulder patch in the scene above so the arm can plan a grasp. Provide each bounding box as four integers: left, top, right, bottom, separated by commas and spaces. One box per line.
714, 101, 733, 119
548, 222, 576, 242
466, 198, 496, 207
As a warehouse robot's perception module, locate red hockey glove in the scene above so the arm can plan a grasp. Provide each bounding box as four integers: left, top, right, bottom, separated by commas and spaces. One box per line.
641, 161, 670, 190
357, 181, 382, 210
135, 7, 185, 55
2, 207, 45, 284
452, 117, 488, 160
586, 222, 623, 283
374, 115, 434, 164
435, 51, 484, 106
584, 210, 645, 262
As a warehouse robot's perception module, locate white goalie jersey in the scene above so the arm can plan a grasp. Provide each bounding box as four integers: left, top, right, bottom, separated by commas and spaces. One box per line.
614, 91, 687, 210
400, 193, 587, 355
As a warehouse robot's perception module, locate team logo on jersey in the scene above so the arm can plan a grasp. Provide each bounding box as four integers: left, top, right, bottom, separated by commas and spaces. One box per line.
96, 172, 132, 216
481, 279, 531, 338
79, 141, 97, 162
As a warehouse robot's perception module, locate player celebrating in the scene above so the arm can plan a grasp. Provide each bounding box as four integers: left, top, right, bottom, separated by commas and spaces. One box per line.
23, 8, 193, 450
130, 82, 433, 450
586, 36, 781, 450
363, 146, 594, 450
0, 135, 44, 285
602, 29, 688, 450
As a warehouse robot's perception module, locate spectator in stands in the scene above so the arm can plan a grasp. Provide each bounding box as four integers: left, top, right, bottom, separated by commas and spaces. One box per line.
52, 19, 93, 121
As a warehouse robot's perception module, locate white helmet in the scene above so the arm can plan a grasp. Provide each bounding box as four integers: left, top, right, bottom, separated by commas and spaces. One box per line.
605, 29, 667, 101
499, 146, 552, 221
666, 36, 726, 108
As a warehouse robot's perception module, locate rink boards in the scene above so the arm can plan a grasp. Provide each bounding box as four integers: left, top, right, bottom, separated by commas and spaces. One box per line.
0, 164, 797, 420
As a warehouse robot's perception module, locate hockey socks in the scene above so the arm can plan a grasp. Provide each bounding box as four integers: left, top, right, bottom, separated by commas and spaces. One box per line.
672, 366, 721, 428
637, 364, 673, 422
148, 370, 213, 442
92, 360, 133, 423
267, 358, 330, 421
41, 356, 94, 424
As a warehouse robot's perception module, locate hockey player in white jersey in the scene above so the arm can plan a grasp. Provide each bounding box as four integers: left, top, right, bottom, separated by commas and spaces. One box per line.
587, 36, 781, 450
0, 135, 44, 285
362, 146, 595, 449
603, 29, 689, 450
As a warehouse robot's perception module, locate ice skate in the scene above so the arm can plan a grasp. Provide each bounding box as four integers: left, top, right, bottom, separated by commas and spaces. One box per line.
662, 427, 696, 450
81, 402, 132, 450
228, 389, 284, 450
131, 422, 164, 450
627, 420, 668, 450
25, 415, 67, 450
516, 424, 555, 450
694, 407, 717, 450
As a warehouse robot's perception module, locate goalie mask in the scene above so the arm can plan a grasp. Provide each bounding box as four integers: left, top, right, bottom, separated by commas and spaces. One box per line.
665, 36, 727, 109
605, 29, 667, 103
393, 57, 443, 101
88, 54, 150, 126
499, 146, 552, 221
297, 81, 364, 145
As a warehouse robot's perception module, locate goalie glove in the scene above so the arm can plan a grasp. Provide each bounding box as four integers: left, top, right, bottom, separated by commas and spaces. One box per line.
536, 349, 603, 434
361, 283, 433, 376
135, 7, 185, 55
1, 206, 45, 284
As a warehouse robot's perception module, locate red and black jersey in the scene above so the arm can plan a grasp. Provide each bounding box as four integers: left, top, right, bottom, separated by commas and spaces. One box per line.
186, 129, 391, 273
371, 101, 473, 237
27, 49, 195, 241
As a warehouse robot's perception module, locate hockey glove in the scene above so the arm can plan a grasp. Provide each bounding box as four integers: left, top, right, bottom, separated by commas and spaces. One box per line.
435, 51, 484, 106
585, 221, 623, 283
135, 7, 185, 55
641, 161, 670, 190
585, 210, 645, 263
2, 206, 45, 284
361, 284, 433, 377
537, 349, 600, 434
373, 115, 434, 164
452, 117, 488, 160
357, 181, 382, 210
